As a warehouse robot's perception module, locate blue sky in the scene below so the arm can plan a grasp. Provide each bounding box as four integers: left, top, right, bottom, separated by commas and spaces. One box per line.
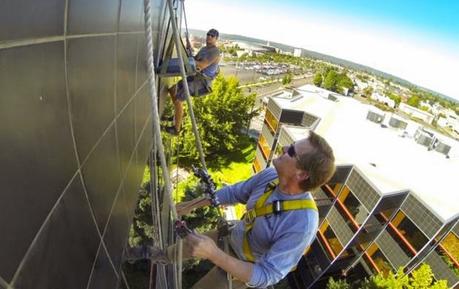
187, 0, 459, 99
283, 0, 459, 45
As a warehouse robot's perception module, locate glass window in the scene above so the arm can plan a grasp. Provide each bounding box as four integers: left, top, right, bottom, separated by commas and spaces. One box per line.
342, 191, 369, 225
258, 134, 271, 160
397, 215, 428, 252
264, 109, 279, 134
338, 185, 351, 202
355, 216, 386, 251
274, 143, 283, 159
335, 204, 359, 232
332, 183, 344, 196
319, 220, 329, 234
440, 232, 459, 262
370, 249, 392, 276
324, 226, 343, 256
253, 158, 262, 173
435, 246, 459, 278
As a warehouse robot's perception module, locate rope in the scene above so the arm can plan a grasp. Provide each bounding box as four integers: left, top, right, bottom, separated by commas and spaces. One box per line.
166, 0, 208, 172
142, 6, 181, 289
143, 0, 177, 218
180, 0, 192, 56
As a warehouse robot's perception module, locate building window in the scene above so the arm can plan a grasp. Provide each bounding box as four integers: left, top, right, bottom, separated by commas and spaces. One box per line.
258, 134, 271, 160
274, 143, 284, 159
395, 212, 428, 252
324, 226, 344, 256
264, 109, 279, 134
341, 189, 369, 225
332, 183, 344, 196
253, 157, 262, 173
369, 248, 392, 276
435, 246, 459, 278
439, 232, 459, 276
441, 232, 459, 262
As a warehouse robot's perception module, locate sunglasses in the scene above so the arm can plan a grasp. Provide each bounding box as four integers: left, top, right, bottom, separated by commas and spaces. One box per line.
286, 143, 301, 161
206, 33, 216, 38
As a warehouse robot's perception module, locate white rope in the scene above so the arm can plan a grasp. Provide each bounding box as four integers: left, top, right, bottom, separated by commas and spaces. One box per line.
143, 0, 183, 287
143, 0, 177, 220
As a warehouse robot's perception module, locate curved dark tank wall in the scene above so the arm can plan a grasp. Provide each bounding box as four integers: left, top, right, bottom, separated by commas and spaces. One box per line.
0, 0, 167, 288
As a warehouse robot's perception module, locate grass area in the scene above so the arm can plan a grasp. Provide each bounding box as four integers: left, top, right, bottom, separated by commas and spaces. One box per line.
207, 135, 255, 183
174, 135, 256, 218
207, 135, 255, 219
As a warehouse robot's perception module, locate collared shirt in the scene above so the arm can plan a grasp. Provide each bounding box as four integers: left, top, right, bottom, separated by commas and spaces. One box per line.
215, 167, 319, 288
194, 45, 220, 79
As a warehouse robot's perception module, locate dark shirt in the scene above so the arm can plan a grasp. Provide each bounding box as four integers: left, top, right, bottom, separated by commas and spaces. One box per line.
195, 45, 220, 79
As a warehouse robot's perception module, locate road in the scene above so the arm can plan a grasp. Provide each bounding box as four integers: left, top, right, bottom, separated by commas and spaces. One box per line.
221, 64, 312, 108
220, 65, 313, 138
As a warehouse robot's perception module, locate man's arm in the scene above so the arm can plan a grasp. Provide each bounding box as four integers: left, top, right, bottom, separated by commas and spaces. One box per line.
195, 54, 220, 71
176, 197, 211, 217
185, 232, 253, 283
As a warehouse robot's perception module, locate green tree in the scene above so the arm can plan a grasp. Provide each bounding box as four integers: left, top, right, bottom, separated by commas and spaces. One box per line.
327, 278, 351, 289
326, 264, 449, 289
420, 106, 429, 112
337, 73, 354, 93
362, 86, 373, 98
177, 75, 257, 163
313, 72, 323, 87
282, 73, 293, 85
323, 70, 339, 91
407, 95, 421, 108
239, 52, 249, 62
371, 267, 410, 289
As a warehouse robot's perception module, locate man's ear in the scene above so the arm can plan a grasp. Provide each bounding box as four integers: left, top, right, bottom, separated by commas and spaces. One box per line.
297, 170, 309, 182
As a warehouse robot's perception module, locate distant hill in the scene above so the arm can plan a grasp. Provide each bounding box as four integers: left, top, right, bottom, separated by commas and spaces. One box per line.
189, 28, 457, 103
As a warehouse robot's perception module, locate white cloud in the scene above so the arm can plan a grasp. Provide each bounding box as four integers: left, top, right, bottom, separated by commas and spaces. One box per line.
186, 0, 459, 100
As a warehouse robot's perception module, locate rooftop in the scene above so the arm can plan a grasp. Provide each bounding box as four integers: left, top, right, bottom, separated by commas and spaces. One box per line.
272, 84, 459, 222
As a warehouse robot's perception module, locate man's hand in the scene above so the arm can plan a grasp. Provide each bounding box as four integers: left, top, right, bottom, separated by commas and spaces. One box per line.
185, 232, 254, 283
185, 232, 219, 260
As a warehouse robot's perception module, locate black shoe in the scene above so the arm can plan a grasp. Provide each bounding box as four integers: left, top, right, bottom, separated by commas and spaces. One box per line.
161, 115, 174, 122
164, 126, 179, 136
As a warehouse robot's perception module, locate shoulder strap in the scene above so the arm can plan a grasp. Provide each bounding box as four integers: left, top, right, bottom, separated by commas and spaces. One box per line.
242, 179, 317, 262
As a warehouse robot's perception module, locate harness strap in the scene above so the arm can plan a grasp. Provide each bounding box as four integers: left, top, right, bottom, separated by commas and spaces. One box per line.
242, 179, 318, 263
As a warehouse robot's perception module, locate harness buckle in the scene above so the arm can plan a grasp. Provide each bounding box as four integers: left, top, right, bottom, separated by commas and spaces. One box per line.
244, 209, 256, 224
272, 200, 282, 214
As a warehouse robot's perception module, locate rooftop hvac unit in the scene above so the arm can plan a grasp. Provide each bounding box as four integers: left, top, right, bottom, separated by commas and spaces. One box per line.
280, 109, 304, 125
389, 117, 408, 129
415, 134, 434, 147
435, 142, 451, 156
327, 94, 338, 102
366, 111, 384, 123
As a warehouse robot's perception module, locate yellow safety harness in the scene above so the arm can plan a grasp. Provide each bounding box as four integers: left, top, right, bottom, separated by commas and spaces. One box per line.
242, 179, 318, 262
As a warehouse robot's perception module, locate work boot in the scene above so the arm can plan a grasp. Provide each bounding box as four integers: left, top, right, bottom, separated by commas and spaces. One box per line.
125, 245, 170, 265
160, 115, 174, 122
164, 126, 179, 136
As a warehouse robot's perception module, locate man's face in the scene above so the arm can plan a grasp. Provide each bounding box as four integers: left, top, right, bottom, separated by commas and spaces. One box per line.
206, 33, 217, 46
273, 137, 313, 181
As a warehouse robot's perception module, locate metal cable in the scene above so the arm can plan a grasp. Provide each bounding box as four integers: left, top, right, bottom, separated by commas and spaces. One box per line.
148, 146, 163, 289
166, 0, 208, 172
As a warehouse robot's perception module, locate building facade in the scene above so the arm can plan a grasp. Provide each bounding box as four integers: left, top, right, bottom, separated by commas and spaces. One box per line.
253, 87, 459, 288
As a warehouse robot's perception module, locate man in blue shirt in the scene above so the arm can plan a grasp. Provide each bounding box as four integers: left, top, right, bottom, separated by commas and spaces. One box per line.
126, 131, 335, 288
173, 131, 336, 288
165, 28, 221, 135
